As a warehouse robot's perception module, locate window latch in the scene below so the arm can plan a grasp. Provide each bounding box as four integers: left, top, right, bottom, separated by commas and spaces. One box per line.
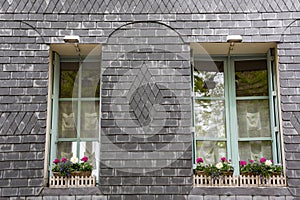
191, 127, 195, 133
268, 55, 275, 61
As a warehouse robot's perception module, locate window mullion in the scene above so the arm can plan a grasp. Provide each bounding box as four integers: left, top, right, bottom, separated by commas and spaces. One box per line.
50, 52, 60, 168
76, 62, 82, 159
190, 50, 197, 167
227, 56, 239, 175
267, 49, 279, 164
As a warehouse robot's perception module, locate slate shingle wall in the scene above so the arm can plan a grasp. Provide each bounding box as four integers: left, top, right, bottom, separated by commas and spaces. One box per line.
0, 0, 299, 199
99, 21, 192, 199
1, 0, 300, 14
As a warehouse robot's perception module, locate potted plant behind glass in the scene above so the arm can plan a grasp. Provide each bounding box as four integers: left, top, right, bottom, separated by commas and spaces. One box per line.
50, 156, 95, 188
79, 156, 93, 176
51, 157, 73, 177
70, 156, 93, 177
259, 158, 283, 177
240, 158, 283, 177
240, 159, 258, 176
51, 156, 93, 177
216, 157, 234, 176
195, 157, 234, 177
195, 157, 206, 176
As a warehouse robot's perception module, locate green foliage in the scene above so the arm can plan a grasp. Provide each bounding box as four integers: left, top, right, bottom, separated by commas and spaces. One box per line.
195, 157, 234, 177
80, 162, 93, 172
235, 70, 268, 96
60, 70, 78, 98
52, 156, 94, 177
240, 159, 283, 177
54, 161, 73, 177
194, 74, 208, 96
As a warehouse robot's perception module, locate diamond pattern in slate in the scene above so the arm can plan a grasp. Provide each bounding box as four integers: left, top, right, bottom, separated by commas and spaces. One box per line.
1, 0, 300, 13
129, 62, 163, 127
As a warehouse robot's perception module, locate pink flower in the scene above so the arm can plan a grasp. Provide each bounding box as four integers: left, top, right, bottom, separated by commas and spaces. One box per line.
196, 157, 203, 163
81, 156, 88, 162
61, 157, 67, 162
260, 157, 266, 163
239, 160, 247, 166
53, 158, 60, 164
221, 157, 227, 162
249, 159, 254, 163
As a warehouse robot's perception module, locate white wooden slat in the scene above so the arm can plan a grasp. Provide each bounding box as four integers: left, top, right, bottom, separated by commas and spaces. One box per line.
193, 174, 285, 187
49, 176, 96, 188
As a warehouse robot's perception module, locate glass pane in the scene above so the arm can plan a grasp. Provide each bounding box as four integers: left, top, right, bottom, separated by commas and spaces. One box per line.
237, 100, 271, 138
60, 62, 79, 98
80, 101, 100, 138
79, 141, 99, 176
57, 141, 77, 160
58, 101, 77, 138
194, 100, 226, 139
235, 60, 268, 96
194, 60, 224, 97
81, 62, 100, 98
238, 141, 272, 161
196, 141, 227, 164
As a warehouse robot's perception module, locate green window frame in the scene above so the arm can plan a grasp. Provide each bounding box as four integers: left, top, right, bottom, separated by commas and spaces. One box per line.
49, 52, 101, 180
192, 49, 282, 175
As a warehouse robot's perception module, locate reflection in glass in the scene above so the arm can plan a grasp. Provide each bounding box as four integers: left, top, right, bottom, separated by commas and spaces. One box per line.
81, 62, 100, 98
196, 141, 226, 164
58, 101, 77, 138
57, 141, 77, 160
194, 100, 226, 139
194, 61, 224, 97
79, 141, 99, 176
81, 101, 99, 138
60, 62, 79, 98
235, 60, 268, 96
237, 100, 271, 138
238, 141, 272, 161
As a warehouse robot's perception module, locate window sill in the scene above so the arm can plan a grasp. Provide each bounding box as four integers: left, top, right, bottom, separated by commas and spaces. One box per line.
42, 187, 103, 196
190, 187, 292, 196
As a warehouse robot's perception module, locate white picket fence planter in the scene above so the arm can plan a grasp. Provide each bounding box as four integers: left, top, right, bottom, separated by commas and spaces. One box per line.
239, 174, 286, 187
194, 174, 286, 187
50, 175, 96, 188
194, 174, 239, 187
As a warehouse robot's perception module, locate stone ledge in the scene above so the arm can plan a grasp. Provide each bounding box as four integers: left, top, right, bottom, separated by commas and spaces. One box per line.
42, 187, 103, 196
190, 187, 293, 196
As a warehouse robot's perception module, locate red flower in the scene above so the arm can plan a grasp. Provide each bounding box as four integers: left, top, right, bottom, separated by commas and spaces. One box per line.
239, 160, 247, 166
61, 157, 67, 162
249, 159, 254, 163
81, 156, 88, 162
196, 157, 203, 163
53, 158, 60, 164
221, 157, 227, 162
260, 157, 266, 163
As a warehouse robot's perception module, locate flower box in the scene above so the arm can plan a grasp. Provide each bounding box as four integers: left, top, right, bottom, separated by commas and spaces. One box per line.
194, 174, 239, 187
259, 175, 286, 187
239, 174, 260, 187
49, 175, 96, 188
240, 174, 286, 187
194, 174, 286, 187
71, 171, 92, 177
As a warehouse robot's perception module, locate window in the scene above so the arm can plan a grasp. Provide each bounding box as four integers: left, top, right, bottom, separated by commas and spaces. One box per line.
49, 44, 101, 179
191, 43, 282, 175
